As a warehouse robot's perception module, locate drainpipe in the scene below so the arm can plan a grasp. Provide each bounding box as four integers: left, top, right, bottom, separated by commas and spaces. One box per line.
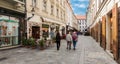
24, 0, 27, 39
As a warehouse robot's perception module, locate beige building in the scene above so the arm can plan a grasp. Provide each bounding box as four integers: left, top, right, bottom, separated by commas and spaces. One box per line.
87, 0, 120, 63
72, 14, 78, 31
26, 0, 66, 39
66, 0, 78, 32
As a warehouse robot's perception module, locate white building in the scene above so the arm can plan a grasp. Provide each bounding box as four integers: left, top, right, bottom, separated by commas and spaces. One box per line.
76, 15, 87, 32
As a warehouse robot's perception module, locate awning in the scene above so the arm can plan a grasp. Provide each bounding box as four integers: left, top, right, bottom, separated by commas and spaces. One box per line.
0, 19, 18, 23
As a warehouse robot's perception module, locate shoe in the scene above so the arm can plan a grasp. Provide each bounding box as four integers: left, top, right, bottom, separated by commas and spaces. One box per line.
66, 47, 68, 49
73, 48, 76, 50
69, 48, 71, 50
57, 48, 59, 51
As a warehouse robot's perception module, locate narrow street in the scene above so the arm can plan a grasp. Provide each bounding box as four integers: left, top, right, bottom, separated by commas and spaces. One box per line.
0, 36, 117, 64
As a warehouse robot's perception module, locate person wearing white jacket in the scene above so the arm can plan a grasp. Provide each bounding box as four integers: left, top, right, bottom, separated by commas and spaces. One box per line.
66, 31, 73, 50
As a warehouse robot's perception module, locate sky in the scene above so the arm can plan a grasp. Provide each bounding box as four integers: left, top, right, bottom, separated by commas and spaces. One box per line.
70, 0, 89, 15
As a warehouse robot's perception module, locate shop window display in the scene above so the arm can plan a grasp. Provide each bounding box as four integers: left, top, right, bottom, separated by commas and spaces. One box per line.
0, 15, 19, 47
42, 24, 49, 38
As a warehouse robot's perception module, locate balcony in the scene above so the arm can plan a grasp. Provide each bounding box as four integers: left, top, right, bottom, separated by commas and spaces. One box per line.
0, 0, 25, 13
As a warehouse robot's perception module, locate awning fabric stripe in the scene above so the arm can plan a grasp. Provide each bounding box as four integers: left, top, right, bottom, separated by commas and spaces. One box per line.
0, 19, 18, 23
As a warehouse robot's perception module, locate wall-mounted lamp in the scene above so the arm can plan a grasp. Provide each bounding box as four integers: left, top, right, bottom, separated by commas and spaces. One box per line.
26, 8, 35, 21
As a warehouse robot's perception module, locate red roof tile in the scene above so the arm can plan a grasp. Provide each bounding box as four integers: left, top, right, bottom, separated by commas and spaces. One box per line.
76, 15, 86, 20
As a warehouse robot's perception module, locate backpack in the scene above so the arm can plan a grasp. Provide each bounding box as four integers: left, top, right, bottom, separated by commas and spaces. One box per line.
72, 34, 77, 41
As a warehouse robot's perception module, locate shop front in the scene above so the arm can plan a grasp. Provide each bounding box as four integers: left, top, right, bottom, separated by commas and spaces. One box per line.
0, 15, 19, 47
28, 22, 41, 39
0, 7, 25, 48
42, 24, 49, 39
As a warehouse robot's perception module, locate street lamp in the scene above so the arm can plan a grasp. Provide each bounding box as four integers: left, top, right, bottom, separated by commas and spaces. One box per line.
25, 8, 35, 21
25, 7, 35, 39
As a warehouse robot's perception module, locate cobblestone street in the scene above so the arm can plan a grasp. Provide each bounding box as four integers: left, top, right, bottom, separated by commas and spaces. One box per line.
0, 36, 118, 64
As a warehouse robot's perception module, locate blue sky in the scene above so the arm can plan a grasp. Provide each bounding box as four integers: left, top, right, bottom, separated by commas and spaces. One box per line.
70, 0, 89, 15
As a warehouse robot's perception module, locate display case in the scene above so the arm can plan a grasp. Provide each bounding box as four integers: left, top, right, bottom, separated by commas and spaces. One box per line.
0, 15, 19, 47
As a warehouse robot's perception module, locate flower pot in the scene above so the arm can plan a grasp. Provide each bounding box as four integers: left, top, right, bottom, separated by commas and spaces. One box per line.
40, 47, 44, 50
31, 46, 36, 49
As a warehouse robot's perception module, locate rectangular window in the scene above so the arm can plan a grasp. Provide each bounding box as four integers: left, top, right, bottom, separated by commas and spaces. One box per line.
79, 20, 81, 24
43, 0, 47, 11
51, 5, 54, 15
64, 12, 65, 21
61, 11, 62, 19
57, 9, 59, 17
32, 0, 36, 7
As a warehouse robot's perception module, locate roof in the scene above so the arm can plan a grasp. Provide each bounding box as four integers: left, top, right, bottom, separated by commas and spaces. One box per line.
76, 15, 86, 20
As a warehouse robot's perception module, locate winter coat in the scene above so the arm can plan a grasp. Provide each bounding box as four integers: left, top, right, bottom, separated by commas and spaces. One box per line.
66, 34, 72, 42
72, 32, 78, 41
56, 32, 61, 42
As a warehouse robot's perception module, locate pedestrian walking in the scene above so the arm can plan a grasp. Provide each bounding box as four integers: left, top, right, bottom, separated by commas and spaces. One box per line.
56, 31, 61, 50
66, 31, 72, 50
72, 31, 78, 50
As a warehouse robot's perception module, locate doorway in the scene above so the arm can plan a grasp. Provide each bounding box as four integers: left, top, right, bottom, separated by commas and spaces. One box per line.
32, 26, 40, 39
101, 16, 106, 50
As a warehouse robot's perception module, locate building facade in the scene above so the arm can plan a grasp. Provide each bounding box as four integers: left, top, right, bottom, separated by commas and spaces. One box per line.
87, 0, 120, 63
0, 0, 78, 49
72, 15, 78, 31
26, 0, 66, 39
66, 0, 78, 32
76, 15, 87, 32
0, 0, 26, 48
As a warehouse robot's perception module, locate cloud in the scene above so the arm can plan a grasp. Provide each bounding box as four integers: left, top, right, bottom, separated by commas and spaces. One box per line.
78, 0, 89, 2
70, 0, 89, 15
74, 4, 86, 8
73, 0, 89, 2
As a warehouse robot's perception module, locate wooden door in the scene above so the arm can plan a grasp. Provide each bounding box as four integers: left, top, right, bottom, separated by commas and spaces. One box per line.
112, 3, 118, 60
99, 21, 102, 47
118, 7, 120, 61
110, 16, 113, 52
96, 23, 98, 42
102, 16, 106, 50
32, 26, 40, 39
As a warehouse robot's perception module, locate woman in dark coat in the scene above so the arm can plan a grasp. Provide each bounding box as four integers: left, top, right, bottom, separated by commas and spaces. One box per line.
56, 31, 61, 50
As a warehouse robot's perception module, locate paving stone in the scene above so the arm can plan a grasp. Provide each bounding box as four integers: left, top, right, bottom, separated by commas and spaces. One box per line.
0, 36, 118, 64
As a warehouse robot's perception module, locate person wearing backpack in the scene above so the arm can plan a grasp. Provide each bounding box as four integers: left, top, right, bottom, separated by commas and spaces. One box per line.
72, 31, 78, 50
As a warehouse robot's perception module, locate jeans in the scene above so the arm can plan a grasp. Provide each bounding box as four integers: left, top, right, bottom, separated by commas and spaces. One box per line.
67, 41, 72, 50
56, 41, 60, 50
73, 40, 77, 48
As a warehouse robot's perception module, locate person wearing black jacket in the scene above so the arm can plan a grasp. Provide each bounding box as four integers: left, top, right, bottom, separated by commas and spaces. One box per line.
56, 31, 61, 50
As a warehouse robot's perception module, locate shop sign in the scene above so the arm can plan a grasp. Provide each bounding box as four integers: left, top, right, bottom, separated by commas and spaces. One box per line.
42, 24, 49, 28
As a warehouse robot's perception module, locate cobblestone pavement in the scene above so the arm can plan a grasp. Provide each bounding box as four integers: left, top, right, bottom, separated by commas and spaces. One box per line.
0, 36, 118, 64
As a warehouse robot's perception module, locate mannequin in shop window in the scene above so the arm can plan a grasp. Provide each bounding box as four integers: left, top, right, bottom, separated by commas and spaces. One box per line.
50, 30, 54, 39
43, 30, 47, 40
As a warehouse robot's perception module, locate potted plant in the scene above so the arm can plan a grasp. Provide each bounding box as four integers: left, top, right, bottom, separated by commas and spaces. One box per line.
39, 39, 45, 50
22, 38, 26, 46
29, 38, 36, 49
24, 39, 30, 48
52, 37, 56, 43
